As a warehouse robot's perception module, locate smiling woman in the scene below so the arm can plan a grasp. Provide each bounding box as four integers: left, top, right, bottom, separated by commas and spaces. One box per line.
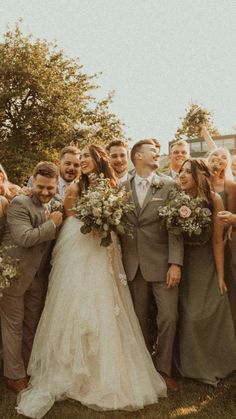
17, 144, 167, 419
175, 158, 236, 386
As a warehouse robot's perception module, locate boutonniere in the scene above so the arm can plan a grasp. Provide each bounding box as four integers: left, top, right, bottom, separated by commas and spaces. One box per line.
151, 176, 164, 194
48, 197, 64, 213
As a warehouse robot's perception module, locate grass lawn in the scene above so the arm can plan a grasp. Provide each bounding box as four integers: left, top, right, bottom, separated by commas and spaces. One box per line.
0, 372, 236, 419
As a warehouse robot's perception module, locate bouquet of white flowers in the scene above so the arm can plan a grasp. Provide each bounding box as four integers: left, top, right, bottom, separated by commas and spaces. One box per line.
156, 188, 212, 236
175, 103, 219, 141
73, 174, 135, 247
0, 246, 19, 296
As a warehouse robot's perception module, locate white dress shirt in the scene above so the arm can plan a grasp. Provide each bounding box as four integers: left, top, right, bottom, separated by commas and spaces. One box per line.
134, 173, 153, 207
57, 176, 70, 199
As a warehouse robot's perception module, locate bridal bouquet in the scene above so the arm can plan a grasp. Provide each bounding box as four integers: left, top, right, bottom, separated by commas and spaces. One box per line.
73, 174, 134, 247
156, 188, 212, 236
175, 103, 219, 140
0, 246, 19, 296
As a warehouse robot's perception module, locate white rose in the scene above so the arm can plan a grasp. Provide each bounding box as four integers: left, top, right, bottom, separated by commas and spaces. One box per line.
178, 205, 192, 218
152, 176, 160, 187
93, 208, 102, 217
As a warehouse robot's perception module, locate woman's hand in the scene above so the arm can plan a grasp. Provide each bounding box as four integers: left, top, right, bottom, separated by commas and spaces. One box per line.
218, 210, 236, 226
218, 278, 227, 295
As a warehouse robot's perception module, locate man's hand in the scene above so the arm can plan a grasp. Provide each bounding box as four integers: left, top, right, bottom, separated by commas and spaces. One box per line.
166, 264, 181, 288
49, 211, 63, 227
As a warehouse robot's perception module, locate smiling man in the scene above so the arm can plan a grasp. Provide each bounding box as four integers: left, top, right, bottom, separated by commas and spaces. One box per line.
0, 162, 63, 394
27, 146, 80, 199
120, 139, 183, 391
167, 140, 190, 179
106, 139, 129, 183
57, 146, 81, 197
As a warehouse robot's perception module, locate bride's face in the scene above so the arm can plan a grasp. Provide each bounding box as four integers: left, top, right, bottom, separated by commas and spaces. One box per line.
80, 147, 96, 175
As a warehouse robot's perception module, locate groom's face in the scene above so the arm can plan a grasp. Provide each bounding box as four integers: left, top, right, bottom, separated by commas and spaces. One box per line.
33, 175, 58, 204
139, 144, 160, 170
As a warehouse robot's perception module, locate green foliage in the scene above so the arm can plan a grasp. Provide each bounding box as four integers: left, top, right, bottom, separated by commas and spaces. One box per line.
0, 22, 125, 185
174, 102, 220, 141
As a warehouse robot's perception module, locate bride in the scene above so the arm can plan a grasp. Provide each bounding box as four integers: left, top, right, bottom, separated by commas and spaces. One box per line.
17, 144, 166, 418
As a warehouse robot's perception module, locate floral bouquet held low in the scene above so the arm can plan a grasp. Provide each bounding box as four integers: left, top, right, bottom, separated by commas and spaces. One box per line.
156, 188, 212, 237
0, 245, 19, 297
175, 102, 219, 141
73, 174, 134, 247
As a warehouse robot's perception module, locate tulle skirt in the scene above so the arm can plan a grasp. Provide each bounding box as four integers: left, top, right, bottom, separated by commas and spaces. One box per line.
17, 217, 166, 418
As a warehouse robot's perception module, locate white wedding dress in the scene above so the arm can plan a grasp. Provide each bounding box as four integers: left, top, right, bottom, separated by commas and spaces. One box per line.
17, 217, 166, 418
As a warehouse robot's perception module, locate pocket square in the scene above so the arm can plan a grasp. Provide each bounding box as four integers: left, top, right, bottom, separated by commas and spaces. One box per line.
151, 197, 163, 202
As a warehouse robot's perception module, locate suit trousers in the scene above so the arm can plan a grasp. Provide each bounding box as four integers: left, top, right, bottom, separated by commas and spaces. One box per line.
128, 267, 178, 376
0, 273, 47, 379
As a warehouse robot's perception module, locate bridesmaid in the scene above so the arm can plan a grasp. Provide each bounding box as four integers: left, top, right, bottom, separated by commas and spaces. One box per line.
207, 148, 236, 333
0, 164, 23, 202
200, 127, 236, 333
176, 158, 236, 386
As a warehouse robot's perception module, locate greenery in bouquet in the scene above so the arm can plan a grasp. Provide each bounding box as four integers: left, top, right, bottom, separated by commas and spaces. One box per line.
156, 188, 212, 236
73, 174, 135, 247
175, 103, 219, 141
0, 246, 19, 295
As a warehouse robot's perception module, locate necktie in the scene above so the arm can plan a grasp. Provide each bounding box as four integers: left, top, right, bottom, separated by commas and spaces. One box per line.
138, 178, 149, 207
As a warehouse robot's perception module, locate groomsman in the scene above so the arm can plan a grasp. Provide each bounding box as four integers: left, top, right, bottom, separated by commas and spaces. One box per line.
27, 145, 80, 199
120, 139, 183, 391
166, 140, 190, 179
0, 162, 63, 393
106, 140, 130, 183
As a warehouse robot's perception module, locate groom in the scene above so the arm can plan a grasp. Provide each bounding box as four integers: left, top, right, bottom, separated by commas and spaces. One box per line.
0, 161, 63, 393
120, 139, 183, 390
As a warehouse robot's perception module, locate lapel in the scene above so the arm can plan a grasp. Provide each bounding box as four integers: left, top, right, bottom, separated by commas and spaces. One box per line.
130, 178, 141, 216
139, 174, 164, 216
32, 194, 47, 224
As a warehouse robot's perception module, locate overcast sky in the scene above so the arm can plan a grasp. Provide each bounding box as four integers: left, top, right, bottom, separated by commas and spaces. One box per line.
1, 0, 236, 152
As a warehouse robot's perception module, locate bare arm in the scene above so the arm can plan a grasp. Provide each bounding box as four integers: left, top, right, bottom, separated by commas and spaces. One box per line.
212, 193, 227, 294
0, 196, 8, 217
200, 125, 217, 152
64, 183, 80, 217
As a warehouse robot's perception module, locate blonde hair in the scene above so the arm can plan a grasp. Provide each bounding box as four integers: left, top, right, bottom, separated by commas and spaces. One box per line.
208, 147, 233, 180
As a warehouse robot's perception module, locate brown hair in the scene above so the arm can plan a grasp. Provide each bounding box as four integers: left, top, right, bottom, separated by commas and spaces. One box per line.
130, 139, 156, 165
179, 158, 213, 208
147, 138, 161, 149
79, 144, 117, 192
106, 139, 128, 153
59, 146, 80, 160
33, 162, 59, 179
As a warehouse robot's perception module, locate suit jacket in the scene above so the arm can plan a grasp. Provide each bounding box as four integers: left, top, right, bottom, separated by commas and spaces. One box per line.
120, 174, 184, 282
2, 194, 57, 296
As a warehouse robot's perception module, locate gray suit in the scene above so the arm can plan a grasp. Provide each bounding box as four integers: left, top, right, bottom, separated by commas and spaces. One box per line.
120, 174, 183, 375
0, 194, 57, 379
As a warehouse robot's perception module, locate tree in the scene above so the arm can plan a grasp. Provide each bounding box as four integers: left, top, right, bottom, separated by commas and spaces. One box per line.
0, 22, 125, 184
